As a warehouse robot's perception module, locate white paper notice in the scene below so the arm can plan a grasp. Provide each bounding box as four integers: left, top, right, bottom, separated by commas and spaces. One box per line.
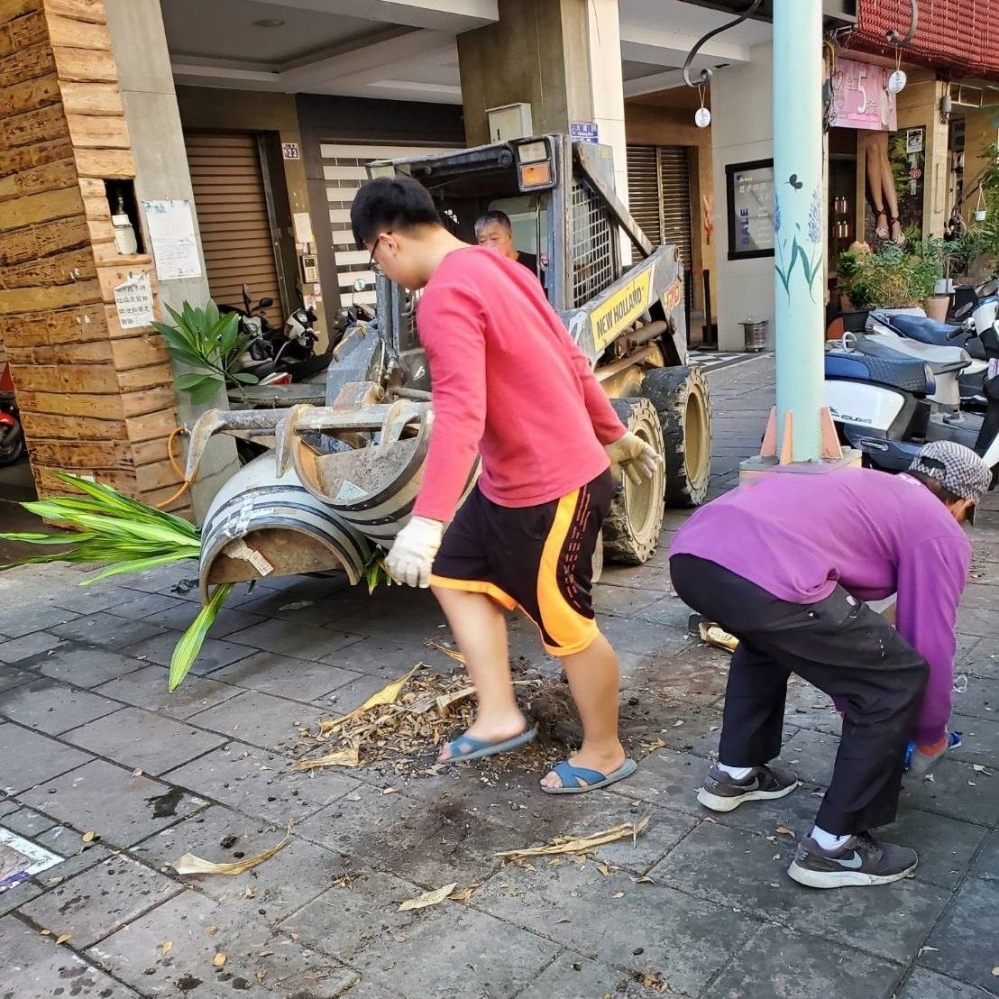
293, 211, 314, 245
114, 272, 155, 330
143, 199, 203, 281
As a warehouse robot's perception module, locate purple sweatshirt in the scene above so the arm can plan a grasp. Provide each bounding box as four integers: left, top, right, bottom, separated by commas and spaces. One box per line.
670, 468, 971, 744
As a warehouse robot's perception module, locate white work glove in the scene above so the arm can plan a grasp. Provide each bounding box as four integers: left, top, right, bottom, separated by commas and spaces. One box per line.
385, 516, 443, 588
605, 432, 661, 486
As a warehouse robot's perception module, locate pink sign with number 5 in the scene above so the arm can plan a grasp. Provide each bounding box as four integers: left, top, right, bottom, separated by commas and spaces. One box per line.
829, 57, 898, 132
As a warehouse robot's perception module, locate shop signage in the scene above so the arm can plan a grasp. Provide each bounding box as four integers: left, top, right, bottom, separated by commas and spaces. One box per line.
725, 159, 775, 260
829, 57, 898, 131
569, 122, 599, 143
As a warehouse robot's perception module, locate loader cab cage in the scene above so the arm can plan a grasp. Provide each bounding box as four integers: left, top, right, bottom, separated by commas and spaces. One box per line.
367, 136, 627, 354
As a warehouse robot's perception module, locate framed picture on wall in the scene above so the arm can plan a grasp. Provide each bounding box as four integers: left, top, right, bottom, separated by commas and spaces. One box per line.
725, 159, 775, 260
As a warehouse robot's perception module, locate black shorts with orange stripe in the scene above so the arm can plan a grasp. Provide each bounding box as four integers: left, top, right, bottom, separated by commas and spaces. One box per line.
429, 470, 614, 657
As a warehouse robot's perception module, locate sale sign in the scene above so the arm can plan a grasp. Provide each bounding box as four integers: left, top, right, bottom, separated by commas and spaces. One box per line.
829, 57, 898, 131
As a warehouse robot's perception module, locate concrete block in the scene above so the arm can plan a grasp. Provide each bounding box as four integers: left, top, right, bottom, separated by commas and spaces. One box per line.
900, 757, 999, 827
0, 678, 122, 735
129, 805, 346, 921
51, 612, 167, 651
185, 690, 319, 754
34, 647, 146, 688
2, 806, 57, 838
702, 925, 901, 999
649, 820, 950, 963
92, 665, 242, 720
0, 631, 66, 664
89, 890, 357, 998
0, 724, 92, 794
896, 968, 983, 999
970, 828, 999, 881
18, 760, 205, 848
121, 631, 253, 674
163, 741, 359, 825
210, 652, 365, 704
0, 664, 35, 692
0, 603, 78, 639
64, 706, 225, 775
471, 859, 756, 997
922, 879, 999, 991
0, 915, 141, 995
224, 618, 362, 662
19, 853, 183, 948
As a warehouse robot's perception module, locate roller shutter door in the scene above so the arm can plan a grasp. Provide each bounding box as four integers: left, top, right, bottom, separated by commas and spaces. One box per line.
184, 132, 283, 322
626, 145, 693, 269
320, 142, 455, 307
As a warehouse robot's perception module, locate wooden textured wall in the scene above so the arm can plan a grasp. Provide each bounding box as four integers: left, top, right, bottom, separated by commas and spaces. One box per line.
0, 0, 189, 514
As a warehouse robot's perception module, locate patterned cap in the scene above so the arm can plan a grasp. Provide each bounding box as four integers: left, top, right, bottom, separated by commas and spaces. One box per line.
909, 441, 992, 503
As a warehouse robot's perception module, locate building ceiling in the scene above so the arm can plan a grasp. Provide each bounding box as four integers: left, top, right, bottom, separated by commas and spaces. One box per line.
163, 0, 773, 105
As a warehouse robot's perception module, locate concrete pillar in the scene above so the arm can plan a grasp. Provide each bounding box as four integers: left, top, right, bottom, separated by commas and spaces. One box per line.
0, 0, 196, 514
772, 0, 824, 462
104, 0, 238, 522
457, 0, 628, 200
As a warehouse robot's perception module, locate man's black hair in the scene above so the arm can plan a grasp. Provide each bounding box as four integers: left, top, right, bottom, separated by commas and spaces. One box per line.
351, 174, 442, 250
474, 209, 513, 234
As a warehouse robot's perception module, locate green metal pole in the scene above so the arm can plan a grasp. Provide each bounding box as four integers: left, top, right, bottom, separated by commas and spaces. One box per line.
772, 0, 825, 461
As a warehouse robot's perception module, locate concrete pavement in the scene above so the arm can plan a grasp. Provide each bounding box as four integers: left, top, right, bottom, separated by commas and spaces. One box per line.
1, 354, 997, 999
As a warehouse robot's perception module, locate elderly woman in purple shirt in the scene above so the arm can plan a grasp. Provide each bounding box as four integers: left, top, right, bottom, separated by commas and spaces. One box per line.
669, 441, 990, 890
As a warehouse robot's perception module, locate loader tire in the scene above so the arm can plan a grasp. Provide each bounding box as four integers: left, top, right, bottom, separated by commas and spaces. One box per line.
642, 365, 712, 508
602, 397, 666, 565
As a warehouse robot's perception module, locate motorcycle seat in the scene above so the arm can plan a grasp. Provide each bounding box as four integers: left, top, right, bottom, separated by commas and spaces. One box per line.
825, 350, 931, 395
886, 313, 967, 346
853, 334, 971, 375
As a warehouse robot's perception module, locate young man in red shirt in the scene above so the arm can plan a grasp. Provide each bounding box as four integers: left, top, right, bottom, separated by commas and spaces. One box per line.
351, 175, 657, 793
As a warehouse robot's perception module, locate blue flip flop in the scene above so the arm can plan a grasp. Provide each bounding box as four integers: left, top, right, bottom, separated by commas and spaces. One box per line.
438, 727, 537, 764
541, 757, 638, 795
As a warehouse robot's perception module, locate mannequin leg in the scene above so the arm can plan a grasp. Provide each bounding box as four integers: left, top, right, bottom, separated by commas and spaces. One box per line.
865, 133, 889, 240
872, 132, 904, 246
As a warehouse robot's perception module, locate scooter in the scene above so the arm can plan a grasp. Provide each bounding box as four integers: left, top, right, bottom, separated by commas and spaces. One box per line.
824, 327, 999, 478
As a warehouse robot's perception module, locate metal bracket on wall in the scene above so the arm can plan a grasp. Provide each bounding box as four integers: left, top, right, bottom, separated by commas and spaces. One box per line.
884, 0, 917, 46
681, 0, 765, 88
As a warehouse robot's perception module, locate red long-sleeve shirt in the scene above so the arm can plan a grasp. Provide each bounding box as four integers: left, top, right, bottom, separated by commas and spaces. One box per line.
412, 246, 625, 522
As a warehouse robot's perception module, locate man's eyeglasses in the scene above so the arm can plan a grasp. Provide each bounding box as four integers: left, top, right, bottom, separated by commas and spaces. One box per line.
368, 232, 389, 276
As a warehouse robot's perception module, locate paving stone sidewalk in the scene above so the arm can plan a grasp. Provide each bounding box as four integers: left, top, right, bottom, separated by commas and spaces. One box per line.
1, 355, 997, 999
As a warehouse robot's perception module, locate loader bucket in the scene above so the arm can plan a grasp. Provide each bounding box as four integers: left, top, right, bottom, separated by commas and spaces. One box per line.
198, 454, 372, 604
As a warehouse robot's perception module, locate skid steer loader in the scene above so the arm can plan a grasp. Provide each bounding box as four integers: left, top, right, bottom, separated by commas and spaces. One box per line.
185, 134, 713, 595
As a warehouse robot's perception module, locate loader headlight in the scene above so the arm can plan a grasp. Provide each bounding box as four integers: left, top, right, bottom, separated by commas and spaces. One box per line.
515, 137, 555, 191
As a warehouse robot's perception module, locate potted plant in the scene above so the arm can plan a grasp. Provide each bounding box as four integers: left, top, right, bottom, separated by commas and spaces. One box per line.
837, 242, 949, 321
911, 237, 950, 321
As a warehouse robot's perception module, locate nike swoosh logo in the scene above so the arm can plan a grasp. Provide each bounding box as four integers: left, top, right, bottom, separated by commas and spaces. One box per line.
834, 852, 864, 869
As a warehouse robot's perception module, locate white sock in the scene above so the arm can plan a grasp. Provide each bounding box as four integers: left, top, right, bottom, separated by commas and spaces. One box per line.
810, 825, 851, 851
717, 763, 754, 781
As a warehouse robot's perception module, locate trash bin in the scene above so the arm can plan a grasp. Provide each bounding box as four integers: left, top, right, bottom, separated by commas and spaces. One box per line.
741, 319, 768, 352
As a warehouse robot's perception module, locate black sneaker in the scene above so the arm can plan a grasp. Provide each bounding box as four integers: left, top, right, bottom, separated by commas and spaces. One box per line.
696, 764, 798, 813
788, 833, 918, 889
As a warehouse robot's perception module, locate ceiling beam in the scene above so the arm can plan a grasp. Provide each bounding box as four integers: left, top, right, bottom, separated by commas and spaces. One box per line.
257, 0, 497, 33
279, 28, 454, 91
618, 23, 750, 68
623, 69, 688, 99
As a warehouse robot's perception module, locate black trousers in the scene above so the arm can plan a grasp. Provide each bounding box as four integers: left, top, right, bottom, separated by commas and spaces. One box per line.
670, 554, 929, 835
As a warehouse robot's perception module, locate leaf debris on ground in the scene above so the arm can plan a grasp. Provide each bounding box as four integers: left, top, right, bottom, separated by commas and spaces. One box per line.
495, 813, 651, 860
170, 820, 292, 876
398, 882, 458, 911
294, 660, 550, 777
